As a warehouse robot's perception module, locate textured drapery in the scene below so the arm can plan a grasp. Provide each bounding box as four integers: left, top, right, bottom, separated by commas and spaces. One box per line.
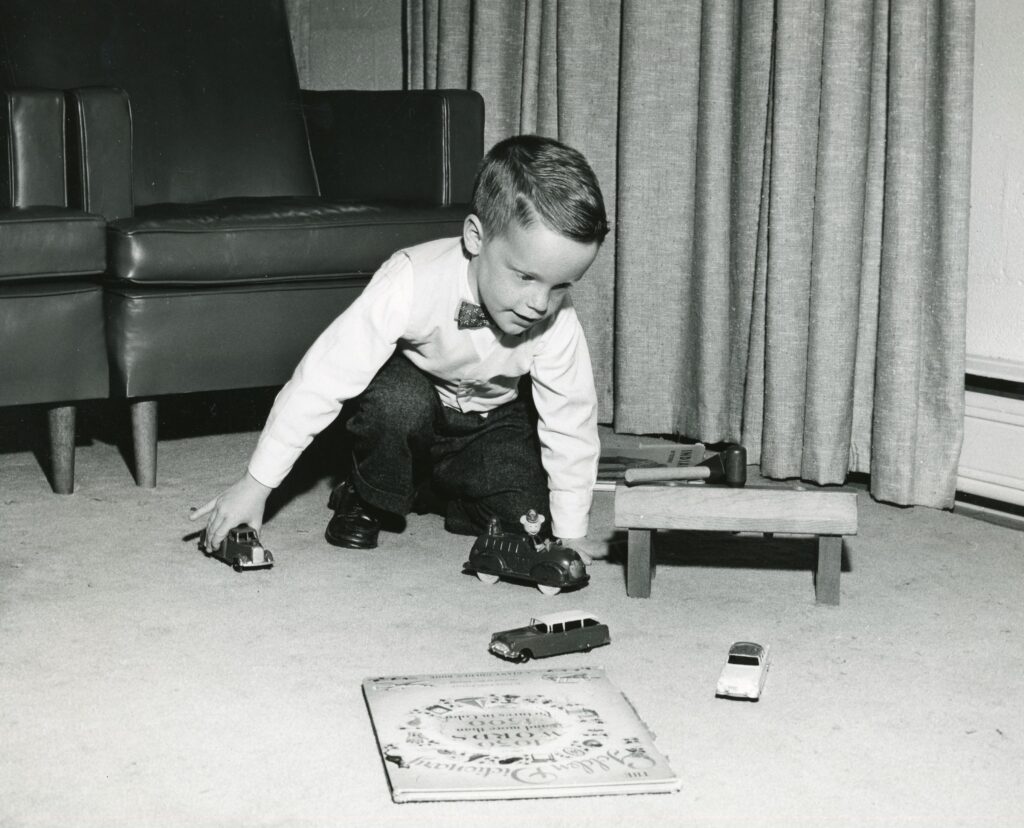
406, 0, 974, 508
406, 0, 623, 414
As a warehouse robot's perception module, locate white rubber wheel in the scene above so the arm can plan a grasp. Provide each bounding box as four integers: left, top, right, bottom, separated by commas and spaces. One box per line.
476, 572, 499, 585
536, 583, 561, 596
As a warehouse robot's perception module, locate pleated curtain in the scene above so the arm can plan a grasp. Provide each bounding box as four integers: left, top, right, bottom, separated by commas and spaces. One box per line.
406, 0, 974, 509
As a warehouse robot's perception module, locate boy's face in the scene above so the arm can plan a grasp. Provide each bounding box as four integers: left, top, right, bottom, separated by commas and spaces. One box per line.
463, 214, 599, 336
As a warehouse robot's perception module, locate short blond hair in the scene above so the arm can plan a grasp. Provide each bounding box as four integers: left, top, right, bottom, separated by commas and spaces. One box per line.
471, 134, 609, 244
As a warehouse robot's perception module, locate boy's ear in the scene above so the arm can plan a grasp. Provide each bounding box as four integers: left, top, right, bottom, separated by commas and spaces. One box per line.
462, 214, 484, 256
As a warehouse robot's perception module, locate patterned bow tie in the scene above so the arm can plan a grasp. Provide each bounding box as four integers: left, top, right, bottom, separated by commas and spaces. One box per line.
456, 300, 495, 329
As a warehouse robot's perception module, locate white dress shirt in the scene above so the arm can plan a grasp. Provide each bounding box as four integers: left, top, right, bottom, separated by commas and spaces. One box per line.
247, 236, 599, 538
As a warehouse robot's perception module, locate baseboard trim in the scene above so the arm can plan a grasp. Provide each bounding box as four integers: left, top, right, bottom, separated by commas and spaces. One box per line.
958, 359, 1024, 509
953, 496, 1024, 532
965, 354, 1024, 384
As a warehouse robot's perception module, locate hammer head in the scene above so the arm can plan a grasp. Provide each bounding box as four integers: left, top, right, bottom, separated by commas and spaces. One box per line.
702, 444, 747, 487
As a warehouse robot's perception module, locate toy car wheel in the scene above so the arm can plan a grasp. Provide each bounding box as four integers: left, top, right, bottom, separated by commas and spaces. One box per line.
476, 572, 499, 585
518, 650, 533, 663
536, 583, 561, 596
232, 562, 244, 572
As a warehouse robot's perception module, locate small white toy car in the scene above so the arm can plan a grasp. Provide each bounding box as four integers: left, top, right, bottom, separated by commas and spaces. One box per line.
716, 641, 770, 700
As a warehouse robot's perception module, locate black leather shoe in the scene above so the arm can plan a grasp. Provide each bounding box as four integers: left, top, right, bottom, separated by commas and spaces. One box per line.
325, 480, 382, 549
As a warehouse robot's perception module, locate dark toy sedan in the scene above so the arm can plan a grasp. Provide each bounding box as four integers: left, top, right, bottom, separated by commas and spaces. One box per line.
489, 611, 611, 662
204, 524, 274, 571
465, 521, 589, 595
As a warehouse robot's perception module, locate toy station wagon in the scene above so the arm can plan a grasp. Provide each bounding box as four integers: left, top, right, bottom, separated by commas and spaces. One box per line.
204, 524, 274, 572
465, 519, 589, 595
716, 641, 770, 700
489, 611, 610, 662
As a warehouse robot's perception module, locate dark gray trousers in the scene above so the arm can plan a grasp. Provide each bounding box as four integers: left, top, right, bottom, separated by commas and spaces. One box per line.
346, 354, 550, 536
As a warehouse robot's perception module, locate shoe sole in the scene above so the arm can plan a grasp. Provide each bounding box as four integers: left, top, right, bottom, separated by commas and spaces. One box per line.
324, 527, 378, 549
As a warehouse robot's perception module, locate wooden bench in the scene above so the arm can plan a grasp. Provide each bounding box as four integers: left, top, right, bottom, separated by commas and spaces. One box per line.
614, 484, 858, 603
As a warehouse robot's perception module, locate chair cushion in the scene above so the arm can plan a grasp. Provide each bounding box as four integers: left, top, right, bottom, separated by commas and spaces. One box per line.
107, 198, 469, 285
0, 280, 108, 405
0, 207, 106, 280
104, 280, 369, 397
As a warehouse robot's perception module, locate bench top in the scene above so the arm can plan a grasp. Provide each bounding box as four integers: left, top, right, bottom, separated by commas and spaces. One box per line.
614, 484, 858, 535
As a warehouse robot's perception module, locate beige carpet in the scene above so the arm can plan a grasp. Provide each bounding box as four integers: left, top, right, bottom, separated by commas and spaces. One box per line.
1, 396, 1022, 827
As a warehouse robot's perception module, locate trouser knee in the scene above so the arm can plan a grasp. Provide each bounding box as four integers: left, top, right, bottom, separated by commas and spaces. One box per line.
345, 355, 440, 514
347, 355, 437, 444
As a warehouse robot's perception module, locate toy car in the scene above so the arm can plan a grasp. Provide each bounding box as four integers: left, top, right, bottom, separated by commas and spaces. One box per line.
465, 517, 589, 595
489, 611, 610, 662
716, 641, 770, 700
203, 524, 274, 571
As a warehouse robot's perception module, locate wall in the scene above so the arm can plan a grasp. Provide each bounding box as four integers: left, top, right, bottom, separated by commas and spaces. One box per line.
967, 0, 1024, 379
957, 0, 1024, 506
285, 0, 403, 91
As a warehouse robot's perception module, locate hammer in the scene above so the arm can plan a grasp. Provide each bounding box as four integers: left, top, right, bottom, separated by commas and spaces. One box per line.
624, 443, 747, 487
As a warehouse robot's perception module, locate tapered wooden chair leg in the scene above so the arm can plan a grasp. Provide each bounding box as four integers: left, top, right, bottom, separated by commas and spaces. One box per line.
131, 399, 158, 487
47, 404, 77, 494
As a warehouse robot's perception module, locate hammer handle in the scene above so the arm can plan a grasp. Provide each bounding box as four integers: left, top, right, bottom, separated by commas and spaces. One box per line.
624, 466, 711, 485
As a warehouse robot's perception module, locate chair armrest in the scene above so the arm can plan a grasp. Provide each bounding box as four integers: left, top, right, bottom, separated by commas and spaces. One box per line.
66, 87, 134, 221
301, 89, 484, 205
1, 89, 67, 208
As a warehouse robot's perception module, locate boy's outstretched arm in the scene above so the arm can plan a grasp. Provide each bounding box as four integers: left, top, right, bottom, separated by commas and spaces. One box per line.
189, 472, 272, 550
530, 300, 602, 554
187, 251, 413, 552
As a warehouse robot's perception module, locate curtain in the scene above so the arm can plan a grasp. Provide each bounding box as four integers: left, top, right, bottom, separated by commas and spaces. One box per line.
406, 0, 974, 509
407, 0, 624, 413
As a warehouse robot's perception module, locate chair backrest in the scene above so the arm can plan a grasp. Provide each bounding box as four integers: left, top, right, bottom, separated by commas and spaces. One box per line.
0, 0, 318, 206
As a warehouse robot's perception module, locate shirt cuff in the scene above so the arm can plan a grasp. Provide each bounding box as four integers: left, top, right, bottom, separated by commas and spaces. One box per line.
246, 433, 296, 490
549, 489, 592, 540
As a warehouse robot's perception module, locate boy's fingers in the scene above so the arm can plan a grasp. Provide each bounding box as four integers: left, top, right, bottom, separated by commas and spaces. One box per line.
206, 519, 225, 550
189, 499, 217, 521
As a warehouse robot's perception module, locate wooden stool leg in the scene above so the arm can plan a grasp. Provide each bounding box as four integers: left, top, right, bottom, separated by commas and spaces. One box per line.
815, 535, 842, 605
47, 404, 76, 494
131, 399, 158, 488
627, 529, 653, 598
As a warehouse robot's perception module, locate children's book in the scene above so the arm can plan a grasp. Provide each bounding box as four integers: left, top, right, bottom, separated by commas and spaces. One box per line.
362, 667, 681, 802
595, 441, 706, 491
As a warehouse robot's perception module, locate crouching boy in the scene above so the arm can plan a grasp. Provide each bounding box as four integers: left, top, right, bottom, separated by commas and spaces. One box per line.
191, 134, 608, 560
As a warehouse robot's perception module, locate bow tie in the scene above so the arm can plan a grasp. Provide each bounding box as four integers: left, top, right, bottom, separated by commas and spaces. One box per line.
456, 300, 495, 329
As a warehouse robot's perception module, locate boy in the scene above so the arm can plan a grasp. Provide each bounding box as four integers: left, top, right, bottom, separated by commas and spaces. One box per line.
191, 135, 608, 560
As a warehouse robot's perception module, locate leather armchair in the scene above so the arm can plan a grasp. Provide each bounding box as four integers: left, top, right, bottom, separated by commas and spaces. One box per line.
0, 0, 484, 487
0, 89, 108, 493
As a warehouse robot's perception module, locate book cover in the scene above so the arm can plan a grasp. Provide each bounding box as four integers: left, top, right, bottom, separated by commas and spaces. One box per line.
595, 442, 705, 491
362, 667, 681, 803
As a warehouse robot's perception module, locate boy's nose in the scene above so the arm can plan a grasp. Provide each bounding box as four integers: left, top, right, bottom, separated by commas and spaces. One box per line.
527, 288, 550, 315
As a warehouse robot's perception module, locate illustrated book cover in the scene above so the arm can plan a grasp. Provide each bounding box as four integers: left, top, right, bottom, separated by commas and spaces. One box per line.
595, 441, 705, 491
362, 666, 681, 803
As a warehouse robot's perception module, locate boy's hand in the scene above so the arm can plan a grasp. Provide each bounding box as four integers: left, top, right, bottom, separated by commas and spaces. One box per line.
559, 535, 610, 565
189, 472, 272, 551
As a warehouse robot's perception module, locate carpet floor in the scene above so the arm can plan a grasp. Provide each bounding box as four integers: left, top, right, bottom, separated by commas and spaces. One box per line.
1, 395, 1022, 827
